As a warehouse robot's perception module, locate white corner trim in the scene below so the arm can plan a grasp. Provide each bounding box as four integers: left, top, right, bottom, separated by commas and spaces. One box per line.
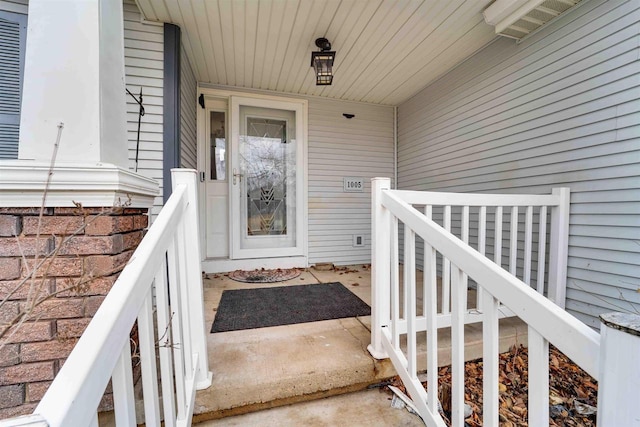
0, 161, 159, 208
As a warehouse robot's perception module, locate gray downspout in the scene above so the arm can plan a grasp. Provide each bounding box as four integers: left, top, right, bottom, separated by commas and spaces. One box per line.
394, 106, 398, 189
163, 23, 181, 203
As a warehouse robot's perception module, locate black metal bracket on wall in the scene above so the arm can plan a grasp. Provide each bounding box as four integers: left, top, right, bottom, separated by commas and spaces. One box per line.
126, 87, 145, 172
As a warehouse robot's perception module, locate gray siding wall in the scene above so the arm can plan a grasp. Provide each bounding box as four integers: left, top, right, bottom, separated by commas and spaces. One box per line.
179, 42, 197, 170
397, 0, 640, 328
124, 1, 164, 217
307, 98, 394, 265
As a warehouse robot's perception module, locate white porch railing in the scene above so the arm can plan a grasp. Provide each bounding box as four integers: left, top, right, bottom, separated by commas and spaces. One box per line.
4, 169, 212, 427
369, 177, 639, 426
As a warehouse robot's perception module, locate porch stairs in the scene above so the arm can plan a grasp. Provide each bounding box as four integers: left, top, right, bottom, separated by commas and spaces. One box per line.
192, 265, 528, 423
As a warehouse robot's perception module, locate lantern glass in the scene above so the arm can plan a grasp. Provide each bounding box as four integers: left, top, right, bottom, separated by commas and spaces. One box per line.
311, 51, 335, 86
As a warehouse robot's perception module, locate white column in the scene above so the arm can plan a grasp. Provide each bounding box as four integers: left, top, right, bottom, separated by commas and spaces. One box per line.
18, 0, 128, 168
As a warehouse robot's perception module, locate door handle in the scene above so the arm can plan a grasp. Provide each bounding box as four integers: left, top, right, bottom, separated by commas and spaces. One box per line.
233, 168, 243, 185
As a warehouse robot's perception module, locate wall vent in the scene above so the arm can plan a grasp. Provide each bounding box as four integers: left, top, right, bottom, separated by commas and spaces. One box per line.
484, 0, 583, 41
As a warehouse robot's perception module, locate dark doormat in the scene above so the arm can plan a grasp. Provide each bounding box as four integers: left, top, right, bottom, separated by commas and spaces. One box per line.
211, 282, 370, 333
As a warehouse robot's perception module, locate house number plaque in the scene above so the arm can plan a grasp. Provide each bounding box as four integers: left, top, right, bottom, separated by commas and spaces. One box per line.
343, 177, 364, 192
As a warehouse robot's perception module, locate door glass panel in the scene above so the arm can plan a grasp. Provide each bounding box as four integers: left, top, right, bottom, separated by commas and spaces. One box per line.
239, 106, 296, 249
209, 111, 226, 180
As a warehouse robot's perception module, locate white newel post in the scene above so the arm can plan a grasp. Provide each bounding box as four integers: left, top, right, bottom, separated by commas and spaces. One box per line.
548, 187, 570, 308
597, 313, 640, 427
368, 177, 391, 359
172, 169, 213, 389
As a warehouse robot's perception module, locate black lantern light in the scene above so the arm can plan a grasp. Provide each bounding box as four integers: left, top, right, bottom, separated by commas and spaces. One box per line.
311, 37, 335, 86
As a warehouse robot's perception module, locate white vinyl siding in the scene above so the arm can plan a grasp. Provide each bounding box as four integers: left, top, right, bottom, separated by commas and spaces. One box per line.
124, 0, 164, 217
308, 98, 394, 265
397, 0, 640, 328
180, 42, 197, 170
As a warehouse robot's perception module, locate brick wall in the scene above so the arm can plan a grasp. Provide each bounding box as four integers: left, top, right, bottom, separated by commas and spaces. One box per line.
0, 206, 148, 418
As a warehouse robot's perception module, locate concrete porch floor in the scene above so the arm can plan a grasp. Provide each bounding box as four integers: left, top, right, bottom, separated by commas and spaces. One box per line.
193, 265, 527, 424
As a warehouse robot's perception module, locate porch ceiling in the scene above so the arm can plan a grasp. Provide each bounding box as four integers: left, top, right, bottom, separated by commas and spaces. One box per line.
134, 0, 498, 105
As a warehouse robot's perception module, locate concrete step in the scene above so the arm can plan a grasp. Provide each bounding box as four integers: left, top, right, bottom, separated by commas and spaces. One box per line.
194, 266, 528, 423
193, 317, 397, 423
195, 387, 425, 426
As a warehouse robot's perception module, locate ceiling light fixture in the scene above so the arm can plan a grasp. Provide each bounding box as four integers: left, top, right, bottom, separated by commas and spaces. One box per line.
311, 37, 335, 86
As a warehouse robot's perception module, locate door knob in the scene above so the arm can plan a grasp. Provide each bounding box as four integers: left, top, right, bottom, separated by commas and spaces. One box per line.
233, 168, 244, 185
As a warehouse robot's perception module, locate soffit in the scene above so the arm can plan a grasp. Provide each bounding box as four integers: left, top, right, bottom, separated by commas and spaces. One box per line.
135, 0, 498, 106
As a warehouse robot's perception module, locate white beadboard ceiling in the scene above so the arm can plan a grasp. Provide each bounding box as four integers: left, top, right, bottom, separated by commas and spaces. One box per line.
134, 0, 499, 105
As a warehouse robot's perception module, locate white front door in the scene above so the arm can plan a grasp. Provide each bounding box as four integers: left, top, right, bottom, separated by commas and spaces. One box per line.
230, 96, 305, 259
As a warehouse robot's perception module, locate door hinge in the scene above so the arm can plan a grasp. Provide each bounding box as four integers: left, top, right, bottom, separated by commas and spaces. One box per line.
200, 171, 205, 182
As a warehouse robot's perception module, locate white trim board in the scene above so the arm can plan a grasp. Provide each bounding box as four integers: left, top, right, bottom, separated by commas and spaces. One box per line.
0, 161, 159, 208
201, 256, 308, 274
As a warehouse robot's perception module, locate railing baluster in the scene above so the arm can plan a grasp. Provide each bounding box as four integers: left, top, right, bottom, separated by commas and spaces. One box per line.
476, 206, 487, 312
391, 216, 400, 349
155, 263, 177, 427
509, 206, 518, 276
524, 206, 533, 286
483, 288, 500, 427
424, 207, 439, 415
138, 289, 162, 426
536, 206, 548, 294
485, 206, 502, 427
112, 339, 136, 426
461, 206, 469, 244
528, 327, 550, 426
167, 239, 187, 420
451, 263, 466, 426
404, 226, 417, 377
494, 206, 503, 267
462, 206, 469, 293
423, 205, 432, 318
442, 205, 452, 314
176, 221, 195, 378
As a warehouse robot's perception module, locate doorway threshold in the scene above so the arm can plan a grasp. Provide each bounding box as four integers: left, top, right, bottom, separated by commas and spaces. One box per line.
201, 256, 307, 274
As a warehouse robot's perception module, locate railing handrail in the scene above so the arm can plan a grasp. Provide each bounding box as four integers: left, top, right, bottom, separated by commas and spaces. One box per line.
380, 189, 601, 378
34, 185, 188, 426
370, 179, 640, 426
23, 169, 211, 427
391, 189, 562, 207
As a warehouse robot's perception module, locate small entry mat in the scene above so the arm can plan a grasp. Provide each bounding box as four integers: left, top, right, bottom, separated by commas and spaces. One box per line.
211, 282, 370, 333
228, 268, 301, 283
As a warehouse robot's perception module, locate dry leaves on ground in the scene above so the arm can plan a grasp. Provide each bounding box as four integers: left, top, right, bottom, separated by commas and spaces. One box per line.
386, 345, 597, 426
